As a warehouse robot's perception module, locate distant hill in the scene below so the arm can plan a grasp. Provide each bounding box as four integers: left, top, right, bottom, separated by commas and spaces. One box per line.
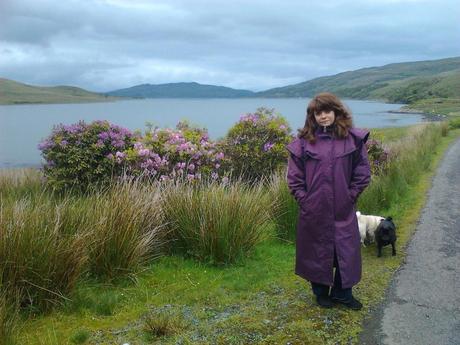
256, 56, 460, 106
0, 78, 117, 105
2, 56, 459, 116
106, 82, 255, 98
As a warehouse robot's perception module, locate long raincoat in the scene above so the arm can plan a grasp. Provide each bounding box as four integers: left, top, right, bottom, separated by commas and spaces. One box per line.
286, 127, 371, 288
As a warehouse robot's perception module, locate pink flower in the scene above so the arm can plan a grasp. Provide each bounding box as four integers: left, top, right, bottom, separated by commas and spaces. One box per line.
176, 162, 186, 169
177, 143, 189, 152
37, 139, 54, 151
139, 148, 150, 156
115, 151, 126, 163
263, 142, 274, 152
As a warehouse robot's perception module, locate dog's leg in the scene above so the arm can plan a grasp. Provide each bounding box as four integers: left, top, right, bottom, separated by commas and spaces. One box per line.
392, 242, 396, 256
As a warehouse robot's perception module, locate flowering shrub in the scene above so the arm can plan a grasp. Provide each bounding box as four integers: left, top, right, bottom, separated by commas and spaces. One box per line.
221, 108, 293, 182
38, 120, 136, 190
366, 138, 390, 176
39, 120, 228, 190
122, 121, 227, 183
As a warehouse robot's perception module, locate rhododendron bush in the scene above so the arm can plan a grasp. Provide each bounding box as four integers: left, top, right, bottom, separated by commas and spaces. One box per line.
38, 120, 137, 190
220, 107, 293, 182
123, 121, 226, 183
39, 120, 227, 190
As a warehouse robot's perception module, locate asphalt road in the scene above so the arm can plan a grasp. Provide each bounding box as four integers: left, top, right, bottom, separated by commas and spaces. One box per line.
359, 136, 460, 345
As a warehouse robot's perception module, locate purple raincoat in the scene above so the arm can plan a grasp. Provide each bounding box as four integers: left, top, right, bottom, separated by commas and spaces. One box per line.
286, 127, 371, 288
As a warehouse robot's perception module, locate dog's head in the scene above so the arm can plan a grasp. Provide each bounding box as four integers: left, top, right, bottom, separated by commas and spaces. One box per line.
376, 217, 397, 242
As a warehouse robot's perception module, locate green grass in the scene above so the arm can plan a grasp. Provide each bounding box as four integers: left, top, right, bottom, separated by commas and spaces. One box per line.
0, 292, 19, 345
4, 124, 460, 344
403, 97, 460, 116
69, 329, 90, 344
370, 126, 410, 143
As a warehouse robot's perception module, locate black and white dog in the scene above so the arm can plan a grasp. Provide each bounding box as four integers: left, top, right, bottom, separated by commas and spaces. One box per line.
375, 217, 397, 257
356, 211, 384, 246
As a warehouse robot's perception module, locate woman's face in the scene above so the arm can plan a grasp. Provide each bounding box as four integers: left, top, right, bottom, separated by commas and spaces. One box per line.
314, 110, 335, 127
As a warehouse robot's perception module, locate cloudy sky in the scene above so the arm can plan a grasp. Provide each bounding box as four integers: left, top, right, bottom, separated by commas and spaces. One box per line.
0, 0, 459, 92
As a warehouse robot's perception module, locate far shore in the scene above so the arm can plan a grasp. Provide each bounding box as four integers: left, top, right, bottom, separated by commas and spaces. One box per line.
389, 108, 447, 122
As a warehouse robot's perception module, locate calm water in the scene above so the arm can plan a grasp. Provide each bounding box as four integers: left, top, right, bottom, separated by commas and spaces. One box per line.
0, 98, 423, 168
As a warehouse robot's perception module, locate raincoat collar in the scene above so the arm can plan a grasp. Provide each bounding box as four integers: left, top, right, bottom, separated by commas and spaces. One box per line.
286, 127, 369, 159
315, 124, 335, 135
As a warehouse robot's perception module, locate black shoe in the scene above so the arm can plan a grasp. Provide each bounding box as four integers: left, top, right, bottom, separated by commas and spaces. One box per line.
316, 295, 333, 308
331, 296, 363, 310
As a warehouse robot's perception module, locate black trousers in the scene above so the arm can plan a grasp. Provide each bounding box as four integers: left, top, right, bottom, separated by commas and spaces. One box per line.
311, 249, 352, 301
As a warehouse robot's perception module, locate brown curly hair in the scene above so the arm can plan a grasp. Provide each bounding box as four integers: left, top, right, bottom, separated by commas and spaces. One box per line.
298, 92, 353, 143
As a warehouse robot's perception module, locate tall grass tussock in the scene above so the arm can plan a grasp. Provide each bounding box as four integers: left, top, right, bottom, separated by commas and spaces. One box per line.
267, 171, 298, 242
357, 123, 443, 214
0, 291, 19, 345
83, 180, 167, 279
0, 176, 169, 320
162, 179, 276, 265
0, 194, 88, 312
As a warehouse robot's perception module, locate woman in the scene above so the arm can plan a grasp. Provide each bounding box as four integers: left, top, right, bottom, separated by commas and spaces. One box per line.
286, 92, 371, 310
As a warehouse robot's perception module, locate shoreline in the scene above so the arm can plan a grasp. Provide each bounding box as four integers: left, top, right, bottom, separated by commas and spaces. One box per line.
388, 108, 447, 122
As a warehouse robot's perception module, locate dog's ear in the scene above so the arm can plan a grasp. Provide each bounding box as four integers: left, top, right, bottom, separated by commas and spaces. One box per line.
386, 217, 396, 228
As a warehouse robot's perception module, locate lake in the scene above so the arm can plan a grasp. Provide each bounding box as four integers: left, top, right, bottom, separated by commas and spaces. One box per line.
0, 98, 424, 168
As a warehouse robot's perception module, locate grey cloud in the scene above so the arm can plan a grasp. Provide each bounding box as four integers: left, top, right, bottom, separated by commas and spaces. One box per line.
0, 0, 459, 91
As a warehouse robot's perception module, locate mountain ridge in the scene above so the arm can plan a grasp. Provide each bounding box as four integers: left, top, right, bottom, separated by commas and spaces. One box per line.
105, 81, 255, 98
